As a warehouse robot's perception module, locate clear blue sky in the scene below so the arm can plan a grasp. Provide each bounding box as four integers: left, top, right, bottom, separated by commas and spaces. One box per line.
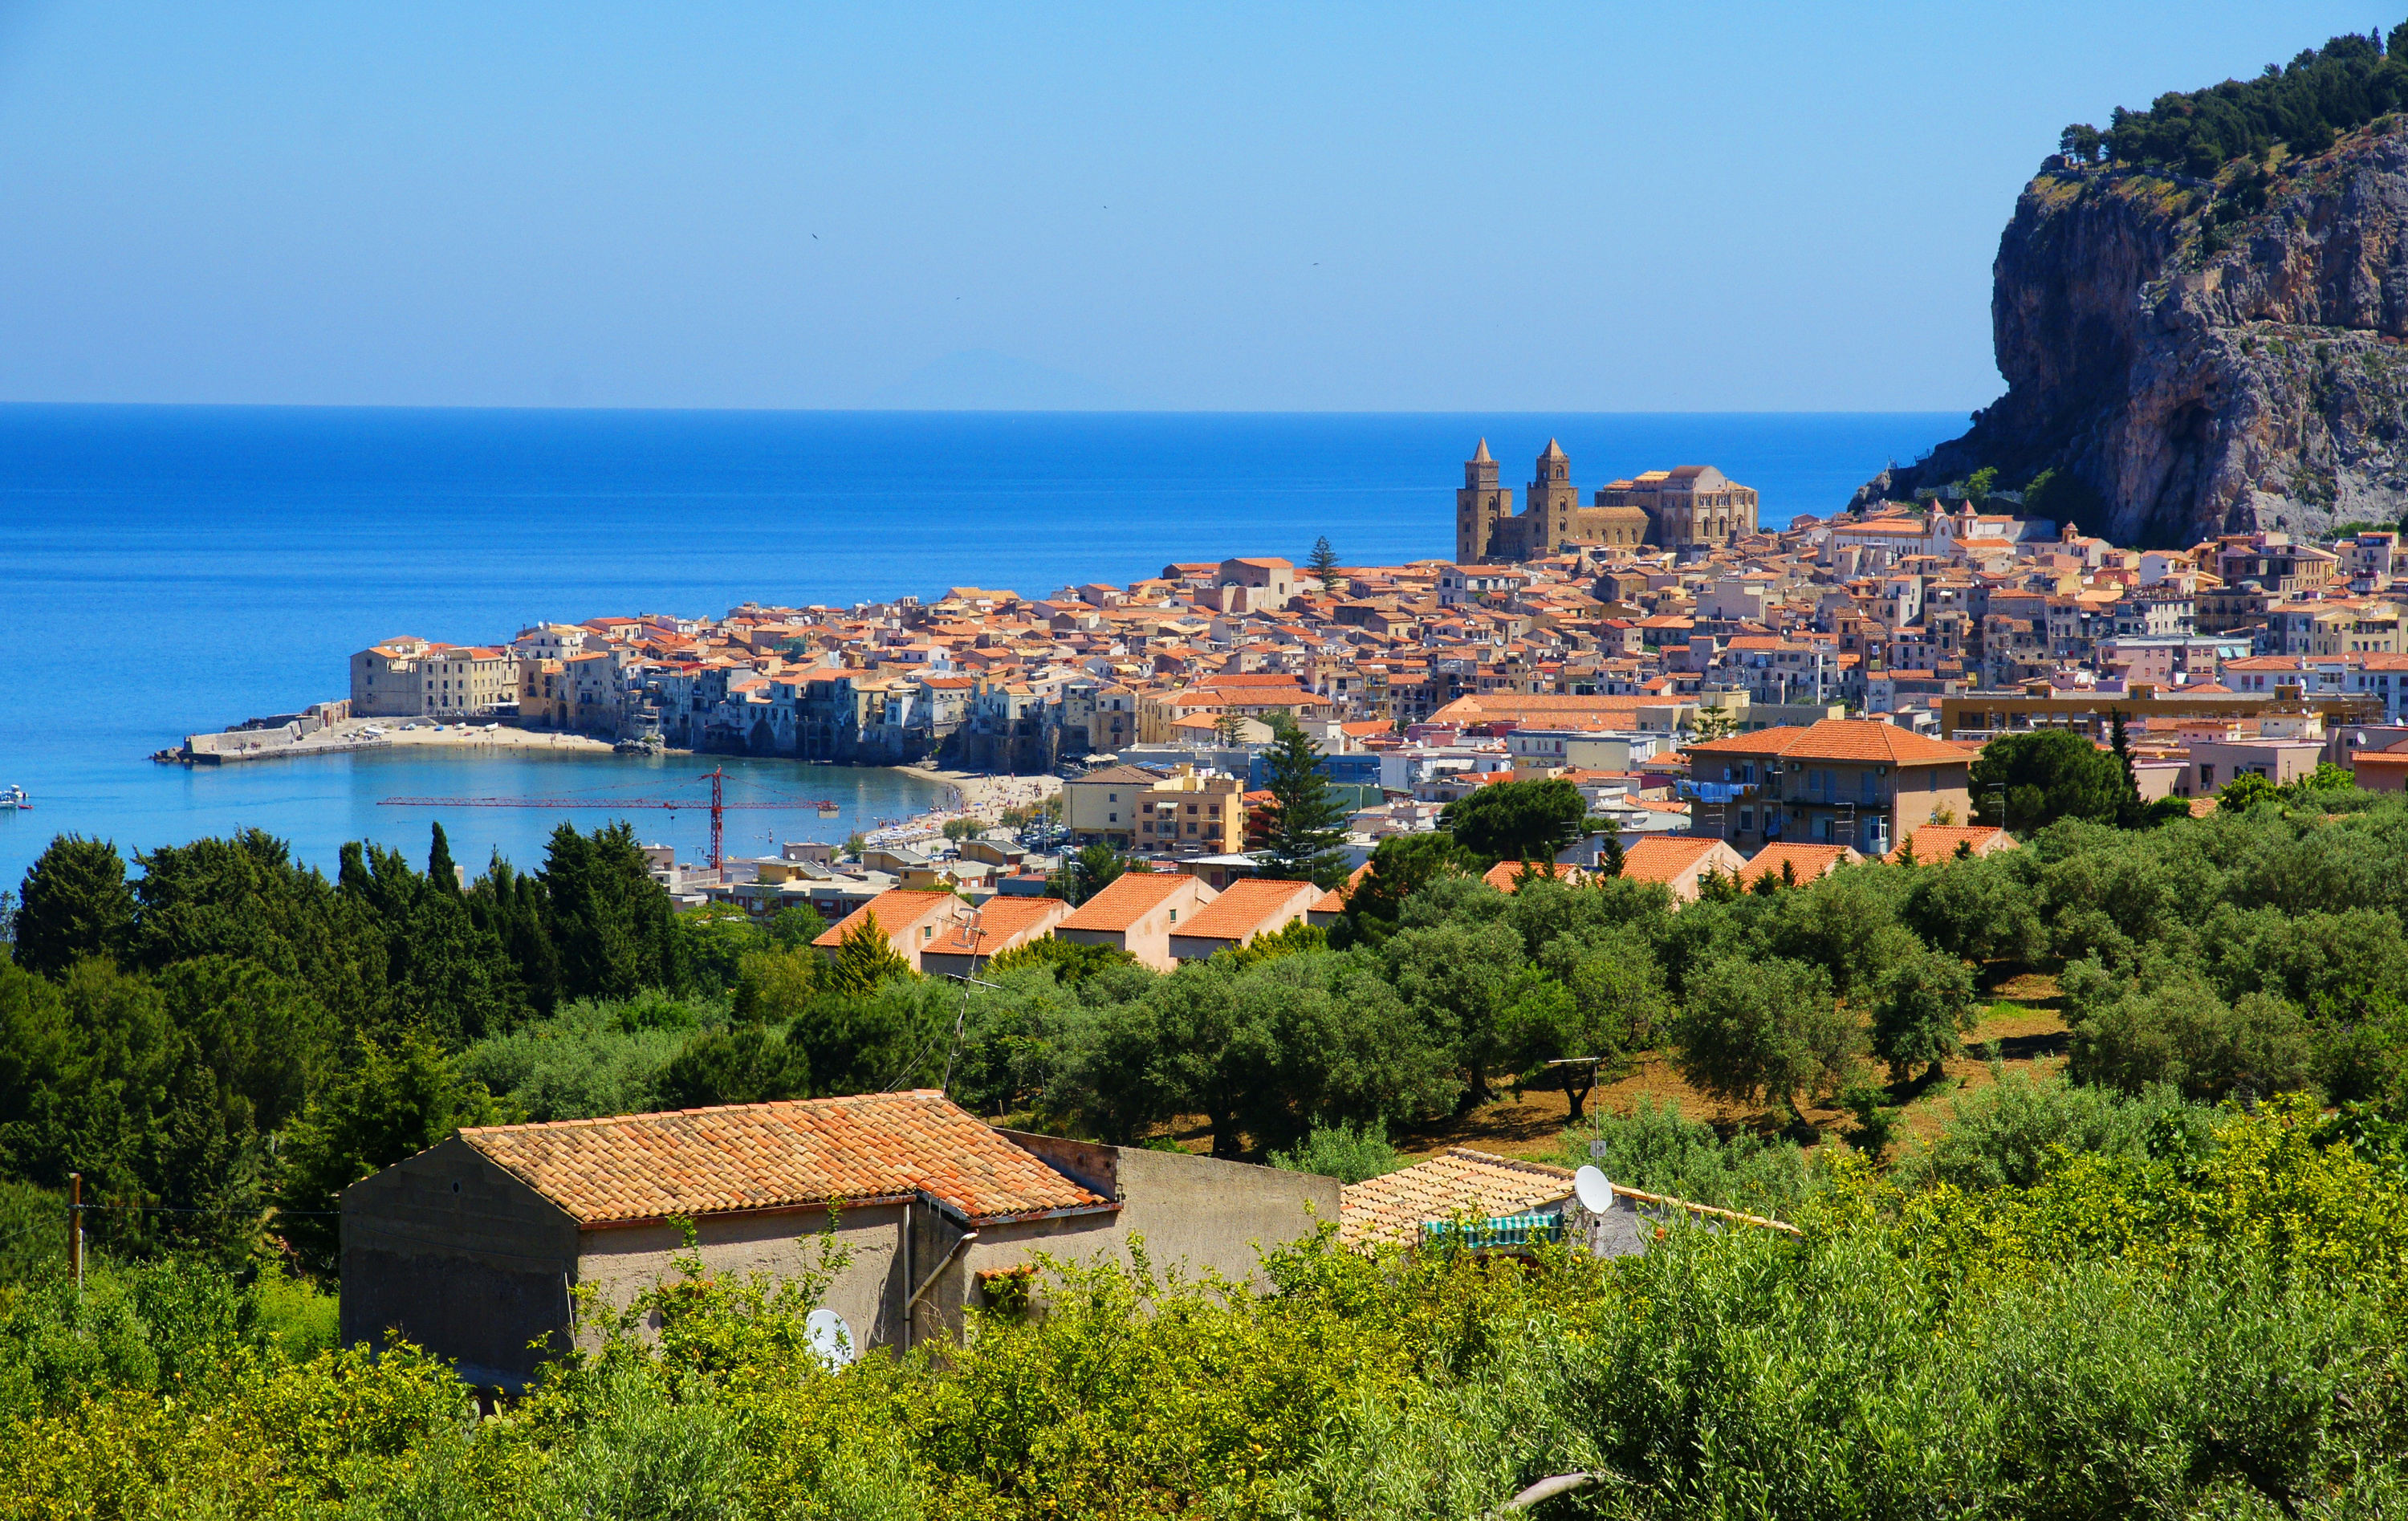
0, 2, 2380, 411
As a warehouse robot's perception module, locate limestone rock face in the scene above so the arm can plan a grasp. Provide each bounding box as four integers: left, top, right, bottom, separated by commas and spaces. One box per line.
1881, 125, 2408, 545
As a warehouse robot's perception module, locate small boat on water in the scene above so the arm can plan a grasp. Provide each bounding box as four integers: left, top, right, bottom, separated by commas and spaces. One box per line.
0, 784, 29, 810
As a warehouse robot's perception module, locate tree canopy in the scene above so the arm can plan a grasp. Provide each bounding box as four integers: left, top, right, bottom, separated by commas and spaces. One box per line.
1969, 728, 2127, 833
1438, 777, 1588, 866
2060, 26, 2408, 175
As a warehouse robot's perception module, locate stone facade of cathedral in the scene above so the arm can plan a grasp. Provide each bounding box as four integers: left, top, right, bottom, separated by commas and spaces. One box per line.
1455, 440, 1758, 564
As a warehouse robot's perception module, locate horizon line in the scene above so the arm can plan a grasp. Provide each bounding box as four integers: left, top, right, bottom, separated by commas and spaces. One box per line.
0, 399, 1978, 419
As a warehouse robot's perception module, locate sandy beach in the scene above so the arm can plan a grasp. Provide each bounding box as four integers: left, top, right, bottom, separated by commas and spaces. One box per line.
893, 765, 1061, 823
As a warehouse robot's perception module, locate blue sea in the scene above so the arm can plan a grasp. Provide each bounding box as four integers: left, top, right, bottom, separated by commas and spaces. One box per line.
0, 406, 1959, 889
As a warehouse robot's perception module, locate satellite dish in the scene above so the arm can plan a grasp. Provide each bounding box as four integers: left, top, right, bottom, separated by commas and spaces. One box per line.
1573, 1165, 1615, 1214
805, 1307, 856, 1368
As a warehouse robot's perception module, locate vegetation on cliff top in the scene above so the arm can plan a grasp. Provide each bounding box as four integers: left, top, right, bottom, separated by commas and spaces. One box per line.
2059, 24, 2408, 176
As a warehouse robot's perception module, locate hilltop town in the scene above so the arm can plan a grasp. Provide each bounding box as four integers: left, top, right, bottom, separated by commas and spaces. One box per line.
218, 437, 2402, 880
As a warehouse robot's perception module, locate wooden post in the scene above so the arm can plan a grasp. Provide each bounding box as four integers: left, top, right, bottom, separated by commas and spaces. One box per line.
67, 1172, 82, 1292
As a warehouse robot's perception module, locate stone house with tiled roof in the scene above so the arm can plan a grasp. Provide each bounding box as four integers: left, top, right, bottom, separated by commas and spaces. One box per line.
1684, 718, 1975, 859
340, 1090, 1332, 1390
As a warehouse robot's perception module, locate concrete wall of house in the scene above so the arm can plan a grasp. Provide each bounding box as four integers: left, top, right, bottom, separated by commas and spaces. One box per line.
573, 1200, 909, 1360
339, 1137, 580, 1388
906, 1135, 1338, 1339
1108, 1145, 1335, 1279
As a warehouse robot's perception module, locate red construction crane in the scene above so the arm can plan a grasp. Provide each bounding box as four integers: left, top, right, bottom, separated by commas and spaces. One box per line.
379, 767, 836, 875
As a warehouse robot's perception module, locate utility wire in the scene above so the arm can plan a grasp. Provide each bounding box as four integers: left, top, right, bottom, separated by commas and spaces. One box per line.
75, 1202, 341, 1216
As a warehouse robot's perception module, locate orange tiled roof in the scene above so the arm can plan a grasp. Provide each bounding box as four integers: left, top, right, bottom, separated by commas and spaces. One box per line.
1173, 877, 1316, 942
1741, 843, 1859, 884
1619, 835, 1731, 884
926, 894, 1070, 955
1684, 725, 1813, 758
458, 1090, 1112, 1227
1059, 870, 1198, 933
813, 889, 959, 948
1338, 1147, 1573, 1246
1481, 860, 1582, 893
1690, 718, 1971, 768
1311, 861, 1375, 914
1885, 825, 2015, 864
1780, 718, 1975, 766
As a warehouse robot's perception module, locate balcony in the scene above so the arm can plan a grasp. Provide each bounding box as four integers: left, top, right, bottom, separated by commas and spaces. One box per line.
1680, 780, 1760, 804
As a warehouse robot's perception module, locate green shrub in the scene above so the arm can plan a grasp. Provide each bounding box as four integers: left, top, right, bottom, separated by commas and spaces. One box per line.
1268, 1120, 1404, 1184
1560, 1094, 1812, 1219
1899, 1070, 2216, 1191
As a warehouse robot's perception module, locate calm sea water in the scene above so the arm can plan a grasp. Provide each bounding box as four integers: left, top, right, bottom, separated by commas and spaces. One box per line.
0, 406, 1959, 888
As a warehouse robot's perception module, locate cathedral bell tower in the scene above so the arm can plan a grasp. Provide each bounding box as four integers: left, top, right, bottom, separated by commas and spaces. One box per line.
1456, 438, 1511, 563
1527, 439, 1577, 556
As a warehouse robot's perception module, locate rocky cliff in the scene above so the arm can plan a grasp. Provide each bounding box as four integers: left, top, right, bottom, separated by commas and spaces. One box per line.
1872, 122, 2408, 546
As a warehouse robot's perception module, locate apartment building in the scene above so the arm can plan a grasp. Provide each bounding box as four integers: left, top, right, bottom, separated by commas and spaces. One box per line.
421, 647, 520, 718
1684, 718, 1975, 859
350, 636, 441, 717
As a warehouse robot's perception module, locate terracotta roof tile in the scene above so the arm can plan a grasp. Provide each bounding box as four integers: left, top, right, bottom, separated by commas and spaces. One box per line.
1741, 843, 1858, 884
1688, 718, 1972, 768
1171, 877, 1317, 942
1619, 836, 1731, 884
1339, 1148, 1573, 1246
1885, 825, 2016, 864
460, 1090, 1109, 1227
813, 889, 959, 948
1058, 870, 1200, 933
926, 894, 1071, 955
1481, 860, 1583, 893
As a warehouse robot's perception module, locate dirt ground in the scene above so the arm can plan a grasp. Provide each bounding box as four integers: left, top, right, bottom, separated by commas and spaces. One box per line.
1145, 967, 2074, 1165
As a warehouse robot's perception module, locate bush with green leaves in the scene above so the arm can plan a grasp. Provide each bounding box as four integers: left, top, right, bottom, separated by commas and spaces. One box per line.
1267, 1119, 1404, 1184
1559, 1094, 1813, 1219
1900, 1069, 2218, 1193
9, 1096, 2402, 1519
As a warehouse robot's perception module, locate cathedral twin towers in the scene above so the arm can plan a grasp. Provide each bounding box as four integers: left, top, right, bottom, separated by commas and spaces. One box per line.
1454, 438, 1759, 564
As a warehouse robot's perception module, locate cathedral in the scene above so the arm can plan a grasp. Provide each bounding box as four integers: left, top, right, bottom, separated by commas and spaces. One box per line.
1454, 439, 1759, 563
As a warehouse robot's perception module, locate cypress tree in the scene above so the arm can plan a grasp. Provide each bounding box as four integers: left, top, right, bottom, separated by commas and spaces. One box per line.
2109, 708, 2144, 827
427, 822, 461, 893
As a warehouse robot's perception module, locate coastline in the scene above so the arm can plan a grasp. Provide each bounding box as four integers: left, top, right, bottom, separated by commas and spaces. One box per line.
892, 765, 1061, 823
170, 718, 620, 765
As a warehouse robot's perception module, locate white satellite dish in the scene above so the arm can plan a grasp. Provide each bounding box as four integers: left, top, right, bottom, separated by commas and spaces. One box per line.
1573, 1165, 1615, 1214
805, 1307, 856, 1368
